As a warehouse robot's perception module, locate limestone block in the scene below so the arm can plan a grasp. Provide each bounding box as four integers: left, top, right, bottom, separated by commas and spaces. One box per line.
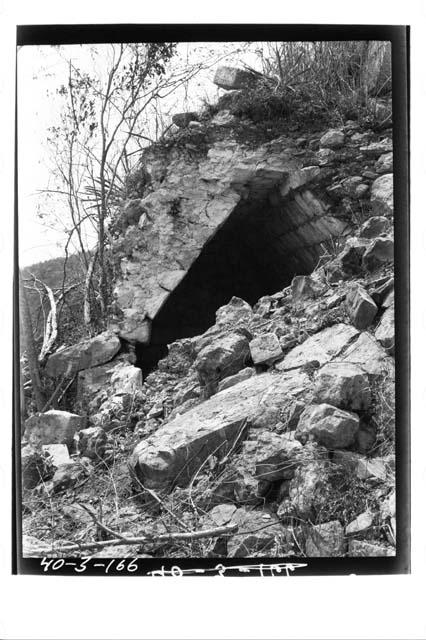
45, 333, 121, 378
213, 66, 257, 90
24, 410, 86, 448
249, 333, 282, 366
346, 286, 378, 330
314, 362, 371, 411
359, 216, 389, 239
295, 403, 359, 449
362, 236, 394, 272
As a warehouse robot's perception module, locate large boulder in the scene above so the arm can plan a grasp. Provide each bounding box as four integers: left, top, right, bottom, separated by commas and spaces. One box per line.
24, 410, 86, 448
194, 332, 250, 393
313, 362, 371, 411
370, 174, 394, 216
342, 331, 392, 378
213, 66, 257, 91
295, 403, 359, 449
375, 152, 393, 175
129, 370, 310, 491
276, 324, 358, 372
45, 332, 121, 378
339, 237, 370, 275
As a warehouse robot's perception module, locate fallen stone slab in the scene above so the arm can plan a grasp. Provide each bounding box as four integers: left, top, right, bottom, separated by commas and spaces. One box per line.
342, 332, 392, 378
52, 461, 88, 493
313, 362, 372, 411
346, 286, 378, 330
295, 403, 359, 449
218, 367, 255, 392
276, 323, 359, 372
305, 520, 345, 557
45, 332, 121, 378
249, 333, 282, 366
213, 66, 258, 90
129, 370, 311, 491
24, 410, 86, 448
333, 450, 391, 482
194, 331, 250, 393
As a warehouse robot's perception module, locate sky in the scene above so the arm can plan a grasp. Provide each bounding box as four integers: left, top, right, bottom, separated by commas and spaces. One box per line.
17, 41, 261, 267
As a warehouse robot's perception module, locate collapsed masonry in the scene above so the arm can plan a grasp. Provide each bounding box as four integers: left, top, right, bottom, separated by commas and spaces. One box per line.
22, 59, 397, 558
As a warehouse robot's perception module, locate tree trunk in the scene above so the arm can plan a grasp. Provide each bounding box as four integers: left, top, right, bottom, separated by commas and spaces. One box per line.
18, 271, 45, 412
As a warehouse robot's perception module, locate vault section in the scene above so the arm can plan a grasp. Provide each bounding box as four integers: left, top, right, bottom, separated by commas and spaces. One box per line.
136, 187, 347, 377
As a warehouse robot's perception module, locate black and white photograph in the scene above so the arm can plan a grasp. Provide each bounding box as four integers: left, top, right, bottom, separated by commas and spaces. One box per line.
14, 26, 410, 576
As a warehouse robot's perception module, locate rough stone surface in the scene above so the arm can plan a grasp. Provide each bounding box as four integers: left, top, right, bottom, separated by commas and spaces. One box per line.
347, 540, 394, 557
45, 333, 121, 378
333, 450, 392, 482
313, 362, 371, 411
253, 433, 303, 482
360, 139, 393, 158
345, 510, 375, 535
78, 426, 108, 460
370, 174, 394, 216
276, 324, 358, 372
291, 275, 319, 301
194, 332, 250, 392
375, 305, 395, 354
339, 237, 369, 275
249, 333, 282, 365
52, 461, 87, 493
213, 66, 257, 90
295, 403, 359, 449
217, 367, 255, 392
362, 237, 394, 272
319, 129, 344, 149
305, 520, 345, 557
129, 370, 311, 490
359, 216, 389, 239
375, 152, 393, 174
215, 296, 253, 328
24, 410, 86, 448
346, 286, 378, 330
287, 458, 329, 519
227, 508, 286, 557
42, 444, 71, 468
342, 332, 392, 378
